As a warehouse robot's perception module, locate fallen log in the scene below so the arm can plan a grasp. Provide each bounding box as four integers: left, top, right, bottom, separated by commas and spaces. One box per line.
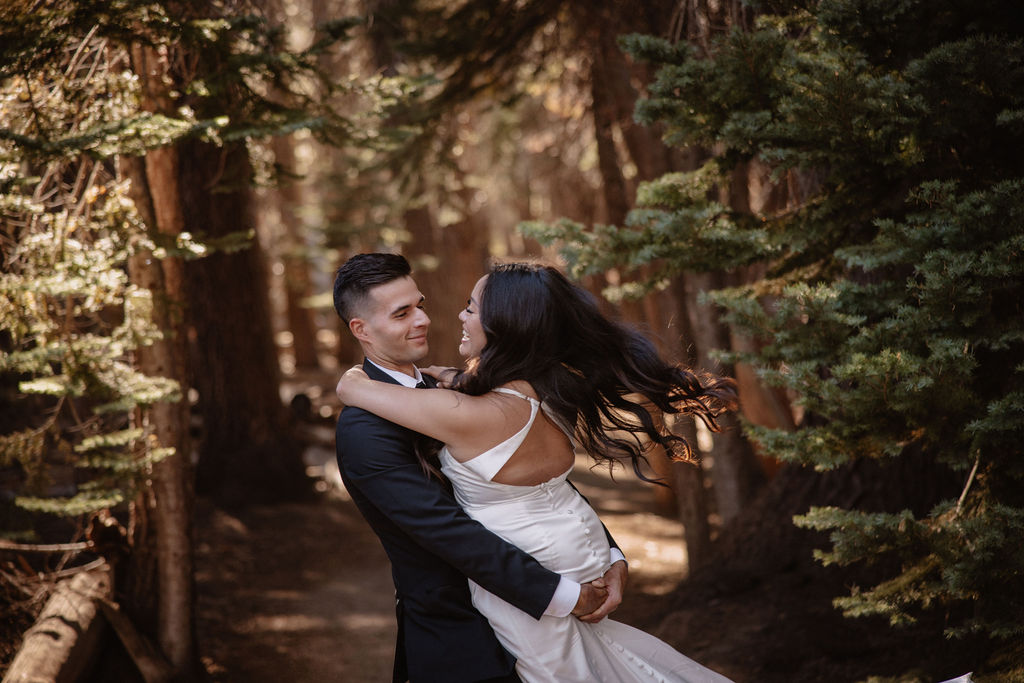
2, 567, 111, 683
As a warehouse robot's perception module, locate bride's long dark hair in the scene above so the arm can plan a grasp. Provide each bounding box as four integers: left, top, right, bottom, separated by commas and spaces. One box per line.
453, 262, 737, 480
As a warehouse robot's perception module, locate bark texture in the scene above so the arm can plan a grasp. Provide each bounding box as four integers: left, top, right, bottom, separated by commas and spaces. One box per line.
179, 138, 307, 506
123, 42, 198, 676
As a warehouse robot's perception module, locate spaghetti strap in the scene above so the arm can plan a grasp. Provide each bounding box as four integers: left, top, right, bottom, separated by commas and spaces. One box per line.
495, 387, 576, 445
492, 386, 539, 404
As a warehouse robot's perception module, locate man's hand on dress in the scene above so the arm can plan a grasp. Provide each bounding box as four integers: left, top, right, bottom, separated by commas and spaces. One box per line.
575, 560, 628, 624
570, 581, 609, 618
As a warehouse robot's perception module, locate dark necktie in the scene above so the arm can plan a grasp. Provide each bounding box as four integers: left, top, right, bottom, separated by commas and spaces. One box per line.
414, 381, 427, 389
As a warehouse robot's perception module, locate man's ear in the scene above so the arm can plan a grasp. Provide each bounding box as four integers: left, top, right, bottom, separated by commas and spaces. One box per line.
349, 317, 370, 343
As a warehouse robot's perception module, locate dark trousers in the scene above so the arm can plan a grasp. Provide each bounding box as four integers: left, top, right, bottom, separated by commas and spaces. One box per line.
477, 673, 522, 683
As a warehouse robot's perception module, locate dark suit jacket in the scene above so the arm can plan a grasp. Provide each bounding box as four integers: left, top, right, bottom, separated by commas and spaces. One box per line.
335, 360, 562, 683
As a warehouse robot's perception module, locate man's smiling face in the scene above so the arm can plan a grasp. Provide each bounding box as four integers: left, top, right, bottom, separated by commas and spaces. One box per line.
350, 276, 430, 373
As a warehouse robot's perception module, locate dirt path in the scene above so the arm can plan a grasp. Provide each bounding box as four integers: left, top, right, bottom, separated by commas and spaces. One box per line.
194, 448, 689, 682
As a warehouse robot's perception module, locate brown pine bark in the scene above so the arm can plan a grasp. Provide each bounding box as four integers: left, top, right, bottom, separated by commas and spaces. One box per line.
589, 37, 631, 228
179, 137, 308, 506
671, 417, 714, 570
271, 136, 321, 371
124, 158, 196, 676
680, 272, 764, 524
260, 0, 320, 372
436, 186, 491, 366
586, 9, 660, 344
122, 43, 198, 676
664, 277, 716, 567
401, 199, 457, 364
307, 0, 364, 369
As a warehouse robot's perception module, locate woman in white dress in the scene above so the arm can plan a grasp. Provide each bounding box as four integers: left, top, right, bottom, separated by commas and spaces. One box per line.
336, 262, 736, 683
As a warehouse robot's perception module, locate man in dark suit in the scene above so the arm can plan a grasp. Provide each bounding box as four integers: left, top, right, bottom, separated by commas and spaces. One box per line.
333, 253, 627, 683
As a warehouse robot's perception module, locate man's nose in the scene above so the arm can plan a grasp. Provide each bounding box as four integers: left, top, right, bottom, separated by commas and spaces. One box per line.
415, 308, 430, 327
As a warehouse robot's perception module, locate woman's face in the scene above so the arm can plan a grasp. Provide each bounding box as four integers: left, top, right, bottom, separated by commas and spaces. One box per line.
458, 275, 487, 358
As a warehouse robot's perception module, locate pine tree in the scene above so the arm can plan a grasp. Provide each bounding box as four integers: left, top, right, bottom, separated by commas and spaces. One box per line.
0, 1, 185, 530
0, 0, 362, 671
532, 0, 1024, 662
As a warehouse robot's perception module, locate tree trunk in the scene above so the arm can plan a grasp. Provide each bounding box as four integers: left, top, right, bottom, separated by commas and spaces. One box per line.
261, 0, 320, 372
179, 137, 308, 506
436, 187, 491, 366
123, 44, 198, 677
589, 37, 631, 228
587, 12, 657, 353
681, 272, 763, 524
576, 5, 696, 518
123, 156, 197, 676
271, 136, 321, 371
665, 277, 715, 566
672, 417, 713, 571
306, 0, 365, 369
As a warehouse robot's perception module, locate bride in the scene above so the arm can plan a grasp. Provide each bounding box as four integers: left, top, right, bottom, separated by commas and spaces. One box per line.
337, 261, 736, 683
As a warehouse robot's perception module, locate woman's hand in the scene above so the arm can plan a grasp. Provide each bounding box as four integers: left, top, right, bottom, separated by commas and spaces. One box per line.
336, 365, 370, 404
421, 365, 459, 389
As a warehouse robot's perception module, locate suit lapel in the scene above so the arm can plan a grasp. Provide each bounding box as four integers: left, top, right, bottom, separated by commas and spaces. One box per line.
361, 358, 402, 385
361, 359, 436, 388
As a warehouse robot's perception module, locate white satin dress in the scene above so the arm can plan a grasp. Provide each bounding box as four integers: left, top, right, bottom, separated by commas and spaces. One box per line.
439, 388, 734, 683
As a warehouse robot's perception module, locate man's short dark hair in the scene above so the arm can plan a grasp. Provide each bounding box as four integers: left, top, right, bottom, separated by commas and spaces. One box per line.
333, 253, 412, 323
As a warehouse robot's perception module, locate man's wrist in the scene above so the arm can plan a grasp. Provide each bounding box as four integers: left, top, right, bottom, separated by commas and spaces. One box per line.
544, 576, 581, 618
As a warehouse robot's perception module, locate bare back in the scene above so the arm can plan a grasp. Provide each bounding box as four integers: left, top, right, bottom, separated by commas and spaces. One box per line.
443, 381, 576, 486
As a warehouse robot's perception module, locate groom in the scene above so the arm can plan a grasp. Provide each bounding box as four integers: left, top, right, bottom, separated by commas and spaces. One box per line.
333, 253, 627, 683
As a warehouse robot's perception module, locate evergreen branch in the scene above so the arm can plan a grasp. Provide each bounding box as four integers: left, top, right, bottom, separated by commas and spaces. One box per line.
0, 114, 228, 161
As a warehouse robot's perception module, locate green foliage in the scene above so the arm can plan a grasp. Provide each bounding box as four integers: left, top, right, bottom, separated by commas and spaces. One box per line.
533, 0, 1024, 643
0, 1, 362, 529
522, 160, 778, 292
0, 1, 364, 162
0, 166, 178, 517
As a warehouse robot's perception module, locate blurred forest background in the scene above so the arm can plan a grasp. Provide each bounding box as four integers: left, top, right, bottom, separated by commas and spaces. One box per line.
1, 0, 1023, 681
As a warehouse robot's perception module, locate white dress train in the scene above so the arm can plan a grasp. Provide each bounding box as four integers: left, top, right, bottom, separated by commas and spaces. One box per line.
439, 388, 733, 683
